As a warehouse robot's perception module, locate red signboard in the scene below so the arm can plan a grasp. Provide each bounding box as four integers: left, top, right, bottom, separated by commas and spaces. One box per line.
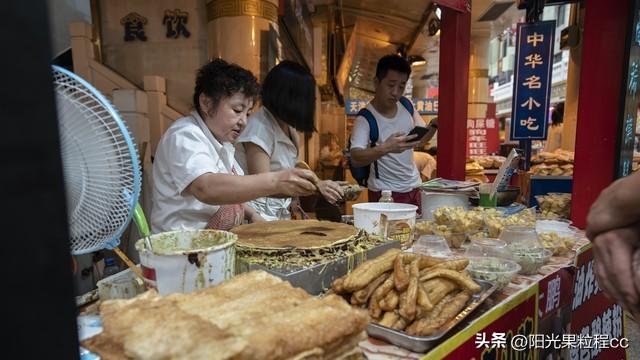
467, 118, 500, 156
424, 286, 538, 360
538, 267, 574, 320
570, 245, 627, 360
435, 0, 471, 12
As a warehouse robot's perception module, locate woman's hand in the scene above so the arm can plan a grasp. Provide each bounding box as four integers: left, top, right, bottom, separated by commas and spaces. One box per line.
243, 204, 265, 223
273, 168, 317, 197
249, 212, 265, 223
317, 180, 344, 204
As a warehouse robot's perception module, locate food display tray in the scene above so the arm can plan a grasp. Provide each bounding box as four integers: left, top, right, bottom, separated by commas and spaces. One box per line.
236, 240, 401, 295
366, 280, 497, 353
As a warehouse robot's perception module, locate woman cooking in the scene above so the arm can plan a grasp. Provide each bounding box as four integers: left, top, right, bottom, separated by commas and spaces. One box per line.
235, 60, 343, 221
150, 59, 318, 233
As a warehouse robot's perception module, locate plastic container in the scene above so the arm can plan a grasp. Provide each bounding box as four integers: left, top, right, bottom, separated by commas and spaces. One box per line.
135, 229, 237, 295
97, 267, 145, 300
537, 229, 577, 255
467, 231, 490, 242
379, 190, 394, 203
535, 219, 573, 233
465, 238, 513, 260
414, 220, 434, 236
411, 235, 453, 258
479, 183, 497, 207
431, 227, 467, 249
420, 191, 469, 220
352, 202, 418, 247
466, 256, 521, 290
499, 226, 539, 247
510, 247, 552, 275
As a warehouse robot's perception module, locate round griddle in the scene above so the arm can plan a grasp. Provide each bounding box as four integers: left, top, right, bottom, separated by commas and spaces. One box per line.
231, 220, 358, 250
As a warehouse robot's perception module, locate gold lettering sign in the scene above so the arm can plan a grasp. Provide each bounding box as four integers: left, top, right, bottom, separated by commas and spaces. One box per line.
207, 0, 278, 23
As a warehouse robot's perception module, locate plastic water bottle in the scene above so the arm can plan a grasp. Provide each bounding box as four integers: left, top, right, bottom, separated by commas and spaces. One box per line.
379, 190, 394, 203
103, 258, 119, 278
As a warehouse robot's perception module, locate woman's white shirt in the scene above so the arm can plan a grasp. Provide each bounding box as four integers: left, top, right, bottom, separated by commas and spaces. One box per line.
235, 107, 299, 221
151, 111, 242, 233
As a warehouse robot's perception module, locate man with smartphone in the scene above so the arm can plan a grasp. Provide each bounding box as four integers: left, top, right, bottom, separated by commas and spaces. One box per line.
349, 55, 438, 214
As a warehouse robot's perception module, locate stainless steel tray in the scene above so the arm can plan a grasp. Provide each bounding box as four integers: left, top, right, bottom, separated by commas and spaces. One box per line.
366, 280, 497, 353
236, 240, 401, 295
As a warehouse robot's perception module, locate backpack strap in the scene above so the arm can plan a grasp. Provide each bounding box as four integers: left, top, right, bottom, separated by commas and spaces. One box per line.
357, 108, 380, 179
399, 96, 415, 116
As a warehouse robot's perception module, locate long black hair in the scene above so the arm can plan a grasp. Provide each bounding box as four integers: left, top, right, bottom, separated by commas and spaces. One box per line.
261, 60, 316, 134
193, 58, 260, 116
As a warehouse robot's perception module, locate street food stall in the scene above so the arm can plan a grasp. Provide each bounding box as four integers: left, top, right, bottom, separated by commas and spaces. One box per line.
78, 206, 623, 359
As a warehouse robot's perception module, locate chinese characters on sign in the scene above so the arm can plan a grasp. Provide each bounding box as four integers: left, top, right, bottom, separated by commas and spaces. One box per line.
466, 118, 499, 156
120, 10, 192, 42
475, 332, 628, 351
121, 12, 148, 42
511, 21, 556, 140
345, 98, 438, 115
163, 9, 191, 39
617, 6, 640, 178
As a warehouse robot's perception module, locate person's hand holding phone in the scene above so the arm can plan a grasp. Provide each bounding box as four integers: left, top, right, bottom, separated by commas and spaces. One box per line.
381, 132, 420, 154
407, 126, 429, 141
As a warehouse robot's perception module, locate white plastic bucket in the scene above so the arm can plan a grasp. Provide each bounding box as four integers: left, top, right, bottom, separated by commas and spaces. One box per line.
352, 202, 417, 246
135, 229, 236, 295
420, 191, 469, 220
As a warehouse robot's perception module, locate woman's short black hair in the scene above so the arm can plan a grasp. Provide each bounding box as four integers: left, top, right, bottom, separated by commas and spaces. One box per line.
193, 58, 260, 115
375, 54, 412, 81
262, 60, 316, 134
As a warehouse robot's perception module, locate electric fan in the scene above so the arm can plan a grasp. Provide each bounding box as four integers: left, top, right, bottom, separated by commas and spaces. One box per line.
52, 65, 149, 257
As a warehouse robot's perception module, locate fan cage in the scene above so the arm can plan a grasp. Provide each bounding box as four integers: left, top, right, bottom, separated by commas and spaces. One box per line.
52, 65, 141, 255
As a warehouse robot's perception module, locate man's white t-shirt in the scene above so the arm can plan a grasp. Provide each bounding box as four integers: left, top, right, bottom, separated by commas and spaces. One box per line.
151, 111, 243, 233
350, 101, 425, 192
235, 107, 299, 221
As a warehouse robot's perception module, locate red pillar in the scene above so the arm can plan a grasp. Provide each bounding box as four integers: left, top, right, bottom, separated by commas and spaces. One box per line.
436, 7, 471, 180
571, 0, 633, 228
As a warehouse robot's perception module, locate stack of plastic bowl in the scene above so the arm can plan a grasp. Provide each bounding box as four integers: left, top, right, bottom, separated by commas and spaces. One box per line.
500, 226, 553, 275
411, 235, 453, 258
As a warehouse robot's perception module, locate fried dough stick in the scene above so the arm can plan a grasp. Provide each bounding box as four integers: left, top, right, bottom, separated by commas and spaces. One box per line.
407, 291, 471, 336
353, 272, 390, 304
399, 259, 420, 320
393, 256, 410, 292
343, 248, 401, 292
420, 269, 482, 293
379, 289, 399, 311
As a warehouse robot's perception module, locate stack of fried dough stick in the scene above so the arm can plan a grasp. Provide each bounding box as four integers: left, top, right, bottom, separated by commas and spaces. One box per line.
331, 248, 482, 337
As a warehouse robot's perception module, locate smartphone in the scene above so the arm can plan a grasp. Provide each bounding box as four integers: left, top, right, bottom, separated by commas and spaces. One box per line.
407, 126, 429, 141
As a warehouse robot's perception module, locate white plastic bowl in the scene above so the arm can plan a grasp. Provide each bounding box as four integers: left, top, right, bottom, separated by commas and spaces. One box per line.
352, 202, 417, 245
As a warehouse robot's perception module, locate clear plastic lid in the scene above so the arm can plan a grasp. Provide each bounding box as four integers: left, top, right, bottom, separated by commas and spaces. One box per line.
411, 235, 453, 258
465, 238, 513, 260
499, 225, 540, 248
